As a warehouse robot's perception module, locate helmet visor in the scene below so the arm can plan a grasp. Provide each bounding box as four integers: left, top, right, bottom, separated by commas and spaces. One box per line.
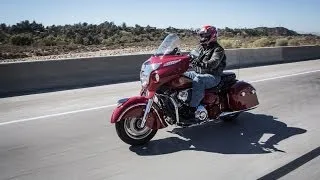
199, 31, 211, 38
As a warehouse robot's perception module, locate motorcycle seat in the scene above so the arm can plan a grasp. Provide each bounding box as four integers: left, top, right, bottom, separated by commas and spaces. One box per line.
221, 72, 236, 82
207, 72, 236, 92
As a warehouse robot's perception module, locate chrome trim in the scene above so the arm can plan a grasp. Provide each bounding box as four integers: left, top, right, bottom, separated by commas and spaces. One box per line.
195, 105, 208, 121
117, 103, 147, 122
156, 94, 180, 124
124, 117, 153, 140
150, 105, 166, 127
218, 105, 258, 118
169, 96, 180, 124
163, 59, 181, 67
140, 98, 154, 128
152, 96, 167, 127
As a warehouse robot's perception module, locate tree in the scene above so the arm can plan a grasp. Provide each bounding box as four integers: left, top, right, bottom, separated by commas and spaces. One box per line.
0, 23, 7, 31
134, 24, 144, 35
30, 21, 45, 33
0, 31, 7, 43
121, 22, 127, 30
10, 34, 34, 45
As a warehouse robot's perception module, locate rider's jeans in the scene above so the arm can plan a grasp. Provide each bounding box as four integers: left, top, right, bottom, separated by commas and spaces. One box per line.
184, 71, 221, 107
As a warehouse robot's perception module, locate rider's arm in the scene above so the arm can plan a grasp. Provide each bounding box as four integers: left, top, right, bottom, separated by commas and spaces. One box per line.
201, 47, 225, 69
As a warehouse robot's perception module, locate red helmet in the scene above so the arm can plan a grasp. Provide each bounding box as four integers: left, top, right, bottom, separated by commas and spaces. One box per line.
198, 25, 218, 46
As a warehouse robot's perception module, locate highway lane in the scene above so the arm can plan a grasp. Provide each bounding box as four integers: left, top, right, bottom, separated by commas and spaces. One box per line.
1, 59, 320, 125
0, 59, 319, 180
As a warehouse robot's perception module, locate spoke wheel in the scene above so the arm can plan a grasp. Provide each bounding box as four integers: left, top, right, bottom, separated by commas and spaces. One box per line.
115, 106, 158, 146
123, 117, 153, 140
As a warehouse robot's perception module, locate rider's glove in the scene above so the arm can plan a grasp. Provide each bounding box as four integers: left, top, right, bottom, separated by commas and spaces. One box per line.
196, 61, 208, 68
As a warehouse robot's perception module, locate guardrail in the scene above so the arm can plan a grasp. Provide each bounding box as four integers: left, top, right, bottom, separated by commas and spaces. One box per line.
0, 45, 319, 97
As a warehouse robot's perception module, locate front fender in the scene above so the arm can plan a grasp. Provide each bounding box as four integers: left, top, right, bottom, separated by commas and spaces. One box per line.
110, 96, 148, 123
110, 96, 167, 130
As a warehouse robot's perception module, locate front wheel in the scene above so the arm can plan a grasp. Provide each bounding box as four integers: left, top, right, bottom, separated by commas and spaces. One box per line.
115, 117, 157, 146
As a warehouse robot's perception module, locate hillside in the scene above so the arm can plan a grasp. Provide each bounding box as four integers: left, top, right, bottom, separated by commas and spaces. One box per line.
0, 20, 319, 61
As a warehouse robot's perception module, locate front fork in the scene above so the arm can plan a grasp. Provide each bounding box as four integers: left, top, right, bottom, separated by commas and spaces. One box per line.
140, 98, 154, 128
140, 93, 180, 128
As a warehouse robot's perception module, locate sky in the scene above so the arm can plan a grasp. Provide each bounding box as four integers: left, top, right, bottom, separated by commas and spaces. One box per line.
1, 0, 320, 33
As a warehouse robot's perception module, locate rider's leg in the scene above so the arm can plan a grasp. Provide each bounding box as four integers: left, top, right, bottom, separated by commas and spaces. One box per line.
184, 71, 201, 107
183, 71, 197, 80
189, 74, 221, 108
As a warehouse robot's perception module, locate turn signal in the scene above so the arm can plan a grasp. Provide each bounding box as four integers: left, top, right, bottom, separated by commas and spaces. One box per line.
151, 73, 160, 83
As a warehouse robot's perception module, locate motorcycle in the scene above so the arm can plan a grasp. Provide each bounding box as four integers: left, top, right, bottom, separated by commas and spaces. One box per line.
110, 33, 259, 146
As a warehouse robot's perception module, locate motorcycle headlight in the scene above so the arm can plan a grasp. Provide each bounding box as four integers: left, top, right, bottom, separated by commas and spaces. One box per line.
151, 63, 161, 70
140, 62, 161, 87
140, 71, 149, 87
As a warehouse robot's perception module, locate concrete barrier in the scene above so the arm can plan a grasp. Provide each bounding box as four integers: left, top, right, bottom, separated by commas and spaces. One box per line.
282, 46, 320, 62
238, 47, 284, 67
0, 46, 319, 97
0, 54, 150, 97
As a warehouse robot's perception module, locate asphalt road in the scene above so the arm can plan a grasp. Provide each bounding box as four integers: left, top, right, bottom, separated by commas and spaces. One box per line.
0, 59, 319, 180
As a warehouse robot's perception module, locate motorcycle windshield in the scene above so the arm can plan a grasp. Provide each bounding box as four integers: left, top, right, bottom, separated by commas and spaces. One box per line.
154, 33, 181, 56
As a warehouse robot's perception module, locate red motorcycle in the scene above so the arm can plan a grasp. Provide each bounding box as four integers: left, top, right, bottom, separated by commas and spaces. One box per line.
110, 34, 259, 146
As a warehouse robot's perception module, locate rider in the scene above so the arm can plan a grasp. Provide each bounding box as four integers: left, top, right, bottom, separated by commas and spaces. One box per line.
184, 25, 227, 116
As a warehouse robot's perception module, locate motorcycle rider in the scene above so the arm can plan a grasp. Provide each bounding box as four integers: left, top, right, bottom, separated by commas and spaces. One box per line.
184, 25, 226, 118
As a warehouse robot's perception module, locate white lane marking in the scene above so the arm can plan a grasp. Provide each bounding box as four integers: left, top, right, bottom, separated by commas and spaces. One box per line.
0, 104, 117, 126
249, 69, 320, 83
1, 69, 320, 127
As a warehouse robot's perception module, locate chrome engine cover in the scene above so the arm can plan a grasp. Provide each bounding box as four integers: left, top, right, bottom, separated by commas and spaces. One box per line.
177, 89, 191, 102
195, 105, 208, 121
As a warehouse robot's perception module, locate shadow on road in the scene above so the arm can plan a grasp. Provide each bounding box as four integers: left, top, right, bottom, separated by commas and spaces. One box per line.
130, 112, 307, 155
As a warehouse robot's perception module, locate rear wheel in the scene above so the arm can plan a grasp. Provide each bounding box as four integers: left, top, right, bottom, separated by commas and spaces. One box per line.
115, 117, 157, 146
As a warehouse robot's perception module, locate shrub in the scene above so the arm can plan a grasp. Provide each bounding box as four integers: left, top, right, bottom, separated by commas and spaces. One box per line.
240, 43, 249, 48
102, 38, 114, 46
74, 34, 83, 44
0, 32, 7, 43
275, 38, 288, 46
82, 37, 90, 46
0, 52, 28, 59
10, 34, 34, 45
119, 33, 135, 43
288, 39, 300, 46
219, 39, 233, 49
252, 38, 271, 47
232, 40, 242, 48
43, 36, 57, 46
133, 35, 143, 42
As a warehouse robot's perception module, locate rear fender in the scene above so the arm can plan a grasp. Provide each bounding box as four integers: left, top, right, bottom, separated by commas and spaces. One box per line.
110, 96, 167, 130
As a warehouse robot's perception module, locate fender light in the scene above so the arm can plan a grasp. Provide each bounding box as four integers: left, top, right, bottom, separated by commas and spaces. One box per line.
151, 73, 160, 83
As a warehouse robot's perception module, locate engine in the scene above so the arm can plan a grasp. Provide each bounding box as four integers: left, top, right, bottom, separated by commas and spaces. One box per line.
175, 88, 224, 121
176, 89, 192, 105
174, 89, 208, 121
